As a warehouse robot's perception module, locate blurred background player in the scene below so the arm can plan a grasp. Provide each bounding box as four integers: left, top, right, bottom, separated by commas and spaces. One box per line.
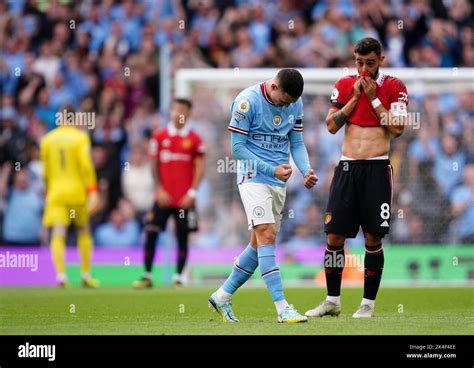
133, 98, 205, 289
41, 105, 100, 288
305, 38, 408, 318
208, 69, 318, 323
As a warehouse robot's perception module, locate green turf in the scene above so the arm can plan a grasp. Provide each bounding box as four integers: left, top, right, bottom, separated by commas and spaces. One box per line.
0, 287, 472, 335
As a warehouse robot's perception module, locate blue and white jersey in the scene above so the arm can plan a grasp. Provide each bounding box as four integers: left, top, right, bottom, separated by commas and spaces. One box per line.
228, 82, 304, 187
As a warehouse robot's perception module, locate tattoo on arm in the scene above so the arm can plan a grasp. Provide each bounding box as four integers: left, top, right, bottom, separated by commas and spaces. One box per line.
333, 110, 349, 128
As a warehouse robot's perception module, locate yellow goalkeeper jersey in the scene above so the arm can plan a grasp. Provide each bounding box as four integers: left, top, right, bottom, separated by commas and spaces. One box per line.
40, 126, 97, 206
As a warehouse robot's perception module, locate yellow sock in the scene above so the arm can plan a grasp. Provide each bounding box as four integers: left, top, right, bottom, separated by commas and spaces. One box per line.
50, 235, 66, 275
78, 231, 93, 276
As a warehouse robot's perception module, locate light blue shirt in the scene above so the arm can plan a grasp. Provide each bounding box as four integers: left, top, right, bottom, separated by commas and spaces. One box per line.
95, 221, 141, 248
3, 189, 43, 243
434, 152, 466, 196
228, 83, 306, 187
451, 185, 474, 238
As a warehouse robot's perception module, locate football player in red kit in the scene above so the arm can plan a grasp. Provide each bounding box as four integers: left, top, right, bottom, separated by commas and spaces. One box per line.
305, 38, 409, 318
133, 99, 205, 288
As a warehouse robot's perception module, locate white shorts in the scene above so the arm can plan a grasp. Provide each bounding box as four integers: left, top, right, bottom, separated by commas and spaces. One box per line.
238, 182, 287, 232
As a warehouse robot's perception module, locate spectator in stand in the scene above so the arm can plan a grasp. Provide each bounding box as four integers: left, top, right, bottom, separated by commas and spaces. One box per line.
121, 143, 154, 221
433, 134, 466, 197
94, 203, 140, 248
2, 166, 43, 245
451, 164, 474, 244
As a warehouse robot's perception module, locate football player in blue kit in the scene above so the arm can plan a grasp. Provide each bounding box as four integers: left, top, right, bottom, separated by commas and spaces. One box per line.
208, 69, 318, 323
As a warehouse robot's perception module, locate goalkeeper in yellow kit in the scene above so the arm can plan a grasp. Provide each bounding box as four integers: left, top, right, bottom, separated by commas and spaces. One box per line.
41, 109, 100, 288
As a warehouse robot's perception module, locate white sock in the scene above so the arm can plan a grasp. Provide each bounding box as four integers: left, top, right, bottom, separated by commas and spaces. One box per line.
361, 298, 375, 307
215, 287, 232, 302
56, 273, 67, 283
144, 272, 152, 280
326, 295, 341, 305
275, 299, 290, 314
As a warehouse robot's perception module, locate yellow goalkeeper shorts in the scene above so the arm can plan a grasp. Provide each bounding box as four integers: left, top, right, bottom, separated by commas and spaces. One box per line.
43, 203, 89, 228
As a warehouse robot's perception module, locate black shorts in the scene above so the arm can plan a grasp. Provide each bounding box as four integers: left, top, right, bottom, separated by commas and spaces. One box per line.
145, 203, 198, 233
324, 159, 394, 238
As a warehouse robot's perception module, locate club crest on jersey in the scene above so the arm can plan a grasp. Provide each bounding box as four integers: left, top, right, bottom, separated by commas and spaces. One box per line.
273, 115, 282, 126
253, 206, 265, 218
182, 139, 192, 150
325, 212, 332, 224
237, 99, 250, 113
162, 139, 171, 147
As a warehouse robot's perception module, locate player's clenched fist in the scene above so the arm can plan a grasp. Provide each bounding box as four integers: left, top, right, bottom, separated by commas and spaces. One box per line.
274, 163, 293, 182
303, 169, 318, 189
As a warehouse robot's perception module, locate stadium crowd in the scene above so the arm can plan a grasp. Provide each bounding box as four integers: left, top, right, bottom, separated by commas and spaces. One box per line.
0, 0, 473, 250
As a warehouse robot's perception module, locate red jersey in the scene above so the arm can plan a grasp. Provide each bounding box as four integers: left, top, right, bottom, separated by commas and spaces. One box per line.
148, 123, 205, 208
330, 73, 409, 127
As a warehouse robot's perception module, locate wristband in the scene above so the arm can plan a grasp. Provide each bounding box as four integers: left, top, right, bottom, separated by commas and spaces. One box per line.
187, 189, 197, 199
371, 98, 382, 109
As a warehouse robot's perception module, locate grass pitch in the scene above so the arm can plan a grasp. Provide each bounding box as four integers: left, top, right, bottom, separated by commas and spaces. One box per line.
0, 287, 472, 335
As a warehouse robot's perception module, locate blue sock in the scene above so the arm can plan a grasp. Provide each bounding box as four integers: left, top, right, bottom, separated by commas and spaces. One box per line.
221, 245, 258, 295
258, 244, 285, 302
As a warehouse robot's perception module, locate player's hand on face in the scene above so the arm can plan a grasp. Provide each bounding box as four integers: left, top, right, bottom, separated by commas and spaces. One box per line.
353, 78, 363, 99
303, 169, 318, 189
275, 164, 292, 182
155, 187, 171, 207
179, 194, 195, 210
361, 77, 377, 101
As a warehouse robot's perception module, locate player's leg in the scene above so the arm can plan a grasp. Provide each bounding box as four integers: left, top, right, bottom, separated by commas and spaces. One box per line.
208, 230, 258, 322
208, 183, 268, 322
306, 161, 359, 317
354, 161, 392, 318
50, 225, 68, 287
76, 223, 100, 288
172, 209, 192, 287
132, 204, 171, 289
43, 204, 70, 287
73, 204, 99, 288
255, 185, 306, 323
352, 232, 384, 318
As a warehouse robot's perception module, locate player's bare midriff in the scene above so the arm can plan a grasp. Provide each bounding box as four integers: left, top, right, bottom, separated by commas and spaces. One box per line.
341, 123, 390, 159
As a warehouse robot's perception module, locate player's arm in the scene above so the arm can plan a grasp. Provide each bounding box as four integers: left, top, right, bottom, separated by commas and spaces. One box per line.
326, 78, 362, 134
148, 135, 171, 207
179, 140, 205, 209
230, 132, 292, 182
289, 127, 318, 189
78, 135, 99, 214
40, 138, 49, 190
361, 77, 407, 138
150, 157, 159, 187
228, 96, 291, 181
